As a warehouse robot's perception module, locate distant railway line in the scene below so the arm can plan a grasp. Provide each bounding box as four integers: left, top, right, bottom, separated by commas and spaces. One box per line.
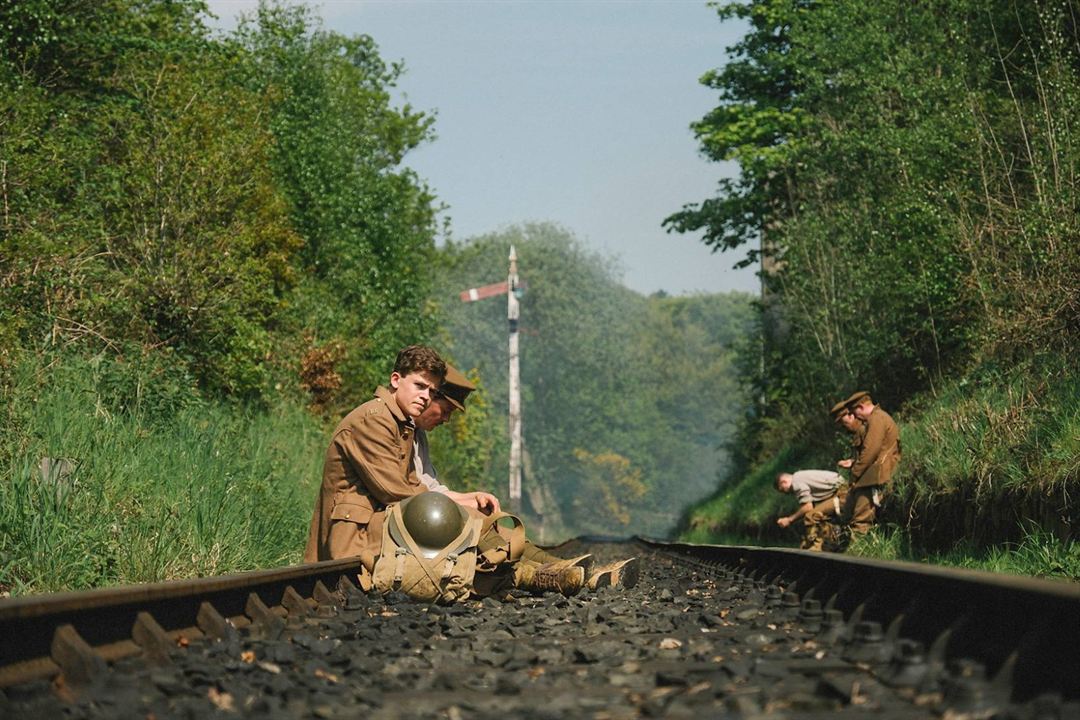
2, 539, 1078, 718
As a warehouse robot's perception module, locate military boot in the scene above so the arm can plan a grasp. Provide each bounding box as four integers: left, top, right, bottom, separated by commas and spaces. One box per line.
549, 554, 593, 574
586, 557, 640, 591
513, 559, 585, 597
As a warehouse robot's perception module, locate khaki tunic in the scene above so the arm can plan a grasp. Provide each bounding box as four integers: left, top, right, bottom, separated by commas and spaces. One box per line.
849, 406, 900, 489
303, 386, 425, 565
850, 422, 866, 465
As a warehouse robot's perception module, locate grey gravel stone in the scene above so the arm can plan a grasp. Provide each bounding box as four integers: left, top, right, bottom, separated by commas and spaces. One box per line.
4, 542, 1022, 720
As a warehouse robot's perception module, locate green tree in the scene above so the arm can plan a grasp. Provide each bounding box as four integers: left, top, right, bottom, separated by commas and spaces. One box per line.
1, 0, 301, 399
235, 2, 440, 407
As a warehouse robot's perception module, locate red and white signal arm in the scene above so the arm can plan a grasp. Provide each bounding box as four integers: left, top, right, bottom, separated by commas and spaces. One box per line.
459, 281, 509, 303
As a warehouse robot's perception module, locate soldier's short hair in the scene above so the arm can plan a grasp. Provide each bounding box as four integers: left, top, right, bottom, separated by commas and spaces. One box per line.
394, 345, 446, 381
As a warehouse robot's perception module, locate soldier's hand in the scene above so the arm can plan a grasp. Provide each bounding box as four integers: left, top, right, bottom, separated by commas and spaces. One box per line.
777, 517, 791, 528
472, 492, 501, 515
837, 458, 853, 469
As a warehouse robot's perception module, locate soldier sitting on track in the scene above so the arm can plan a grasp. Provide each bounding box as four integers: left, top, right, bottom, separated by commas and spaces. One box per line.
303, 344, 629, 598
413, 362, 639, 592
775, 470, 846, 551
304, 344, 448, 570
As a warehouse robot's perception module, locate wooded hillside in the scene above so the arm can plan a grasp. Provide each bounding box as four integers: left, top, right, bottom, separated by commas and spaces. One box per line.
673, 0, 1080, 572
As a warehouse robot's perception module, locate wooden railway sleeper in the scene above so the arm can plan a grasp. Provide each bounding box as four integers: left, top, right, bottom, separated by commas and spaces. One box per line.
312, 579, 342, 614
281, 585, 312, 619
196, 600, 238, 642
50, 624, 106, 688
336, 574, 368, 610
131, 611, 172, 665
244, 593, 285, 639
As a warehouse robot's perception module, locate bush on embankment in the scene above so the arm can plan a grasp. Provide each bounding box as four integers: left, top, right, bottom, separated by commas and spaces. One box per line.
680, 356, 1080, 579
0, 353, 326, 596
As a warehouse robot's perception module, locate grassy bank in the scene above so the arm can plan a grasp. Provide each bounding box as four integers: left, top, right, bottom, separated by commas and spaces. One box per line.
681, 358, 1080, 581
0, 354, 326, 596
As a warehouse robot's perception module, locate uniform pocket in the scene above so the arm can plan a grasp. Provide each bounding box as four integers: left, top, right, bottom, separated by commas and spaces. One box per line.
330, 502, 374, 525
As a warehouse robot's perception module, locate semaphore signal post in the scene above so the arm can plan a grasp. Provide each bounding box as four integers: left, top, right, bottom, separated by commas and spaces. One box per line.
458, 246, 523, 513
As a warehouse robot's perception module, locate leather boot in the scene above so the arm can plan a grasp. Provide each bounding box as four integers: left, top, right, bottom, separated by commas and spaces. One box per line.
545, 553, 593, 576
513, 559, 585, 596
586, 557, 640, 591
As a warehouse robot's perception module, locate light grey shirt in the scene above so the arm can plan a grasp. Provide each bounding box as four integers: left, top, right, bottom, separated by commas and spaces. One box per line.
790, 470, 843, 505
413, 428, 450, 494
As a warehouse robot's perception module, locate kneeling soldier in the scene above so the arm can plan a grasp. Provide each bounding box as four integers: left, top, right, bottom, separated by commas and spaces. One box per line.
775, 470, 846, 551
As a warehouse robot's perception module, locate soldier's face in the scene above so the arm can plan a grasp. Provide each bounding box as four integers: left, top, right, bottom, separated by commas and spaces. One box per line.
839, 412, 860, 432
390, 371, 439, 417
853, 403, 872, 421
415, 396, 456, 431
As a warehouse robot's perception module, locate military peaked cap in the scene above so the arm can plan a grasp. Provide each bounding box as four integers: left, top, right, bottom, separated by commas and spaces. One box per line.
830, 400, 850, 420
438, 363, 476, 412
844, 390, 872, 409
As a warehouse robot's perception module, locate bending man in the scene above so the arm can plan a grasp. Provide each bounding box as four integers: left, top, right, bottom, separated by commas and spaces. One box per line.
775, 469, 845, 551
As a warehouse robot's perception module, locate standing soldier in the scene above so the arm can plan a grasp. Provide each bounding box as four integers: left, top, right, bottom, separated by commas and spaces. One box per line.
841, 391, 901, 538
831, 398, 866, 471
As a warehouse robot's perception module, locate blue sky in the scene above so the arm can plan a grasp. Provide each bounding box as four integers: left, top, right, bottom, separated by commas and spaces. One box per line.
206, 0, 757, 296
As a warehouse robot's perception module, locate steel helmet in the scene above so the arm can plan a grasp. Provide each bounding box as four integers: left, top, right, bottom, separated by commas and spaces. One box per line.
392, 492, 470, 558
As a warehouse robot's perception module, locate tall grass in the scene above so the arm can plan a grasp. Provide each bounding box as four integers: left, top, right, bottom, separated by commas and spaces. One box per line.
0, 355, 326, 596
848, 524, 1080, 581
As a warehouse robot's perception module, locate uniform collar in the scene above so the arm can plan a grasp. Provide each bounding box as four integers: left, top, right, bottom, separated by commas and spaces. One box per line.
374, 385, 411, 425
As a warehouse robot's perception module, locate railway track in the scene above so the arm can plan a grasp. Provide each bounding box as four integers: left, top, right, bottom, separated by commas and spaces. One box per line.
1, 539, 1078, 718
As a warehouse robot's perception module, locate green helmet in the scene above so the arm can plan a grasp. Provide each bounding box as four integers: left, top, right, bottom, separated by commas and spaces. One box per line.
393, 492, 469, 558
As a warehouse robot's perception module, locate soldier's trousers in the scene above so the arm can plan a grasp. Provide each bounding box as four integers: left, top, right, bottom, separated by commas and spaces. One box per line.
841, 485, 881, 538
801, 486, 847, 551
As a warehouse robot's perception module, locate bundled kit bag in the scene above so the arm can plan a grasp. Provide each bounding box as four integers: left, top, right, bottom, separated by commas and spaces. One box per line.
371, 492, 525, 603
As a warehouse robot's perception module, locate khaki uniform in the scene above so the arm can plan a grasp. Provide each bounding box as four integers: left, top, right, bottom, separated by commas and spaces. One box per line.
304, 386, 424, 566
849, 422, 867, 464
842, 406, 900, 537
802, 485, 848, 551
788, 470, 845, 552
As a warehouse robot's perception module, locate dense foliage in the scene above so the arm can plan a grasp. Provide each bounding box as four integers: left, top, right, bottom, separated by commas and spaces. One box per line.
673, 0, 1080, 555
0, 0, 436, 406
0, 353, 324, 594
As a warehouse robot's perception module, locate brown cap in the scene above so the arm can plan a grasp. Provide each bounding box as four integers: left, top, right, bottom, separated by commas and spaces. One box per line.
830, 400, 850, 420
844, 390, 872, 409
437, 364, 476, 412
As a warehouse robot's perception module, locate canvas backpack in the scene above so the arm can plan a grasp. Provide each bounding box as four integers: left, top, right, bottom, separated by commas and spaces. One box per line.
371, 503, 525, 603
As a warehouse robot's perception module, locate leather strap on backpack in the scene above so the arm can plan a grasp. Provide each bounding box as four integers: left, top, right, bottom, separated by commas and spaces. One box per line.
478, 512, 526, 567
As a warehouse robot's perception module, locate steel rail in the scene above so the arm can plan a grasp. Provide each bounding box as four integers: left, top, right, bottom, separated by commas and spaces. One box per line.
638, 538, 1080, 702
0, 558, 365, 688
